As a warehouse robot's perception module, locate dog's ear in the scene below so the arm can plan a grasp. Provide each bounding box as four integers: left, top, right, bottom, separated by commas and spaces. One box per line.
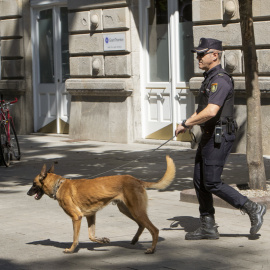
48, 163, 54, 173
39, 164, 47, 182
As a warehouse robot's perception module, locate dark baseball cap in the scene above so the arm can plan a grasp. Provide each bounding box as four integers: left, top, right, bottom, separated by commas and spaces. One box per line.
191, 38, 223, 53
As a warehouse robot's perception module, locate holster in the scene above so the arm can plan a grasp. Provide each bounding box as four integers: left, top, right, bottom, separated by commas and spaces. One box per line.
226, 120, 238, 134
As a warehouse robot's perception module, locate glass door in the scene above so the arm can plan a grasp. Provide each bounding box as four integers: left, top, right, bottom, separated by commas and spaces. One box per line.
141, 0, 194, 140
32, 5, 70, 133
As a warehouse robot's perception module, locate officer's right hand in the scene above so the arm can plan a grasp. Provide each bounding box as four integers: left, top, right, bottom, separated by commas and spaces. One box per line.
175, 124, 186, 137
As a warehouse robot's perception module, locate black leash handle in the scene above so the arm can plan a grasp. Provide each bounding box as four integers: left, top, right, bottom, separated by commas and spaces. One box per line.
189, 130, 197, 143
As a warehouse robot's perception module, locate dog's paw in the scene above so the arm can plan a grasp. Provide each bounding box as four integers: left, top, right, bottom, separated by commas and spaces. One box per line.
91, 237, 110, 244
99, 237, 110, 244
145, 248, 155, 254
64, 248, 76, 253
64, 248, 72, 253
131, 237, 139, 245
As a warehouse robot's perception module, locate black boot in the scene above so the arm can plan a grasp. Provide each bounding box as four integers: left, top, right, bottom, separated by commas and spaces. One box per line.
241, 199, 266, 235
185, 215, 219, 240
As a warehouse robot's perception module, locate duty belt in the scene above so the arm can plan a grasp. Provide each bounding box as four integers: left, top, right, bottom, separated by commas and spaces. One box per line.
200, 126, 216, 134
201, 123, 235, 135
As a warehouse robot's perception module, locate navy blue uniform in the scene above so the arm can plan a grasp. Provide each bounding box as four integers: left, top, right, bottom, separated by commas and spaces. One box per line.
194, 64, 247, 216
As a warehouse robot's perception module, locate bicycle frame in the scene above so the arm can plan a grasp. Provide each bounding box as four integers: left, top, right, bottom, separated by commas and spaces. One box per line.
0, 97, 17, 147
0, 95, 20, 166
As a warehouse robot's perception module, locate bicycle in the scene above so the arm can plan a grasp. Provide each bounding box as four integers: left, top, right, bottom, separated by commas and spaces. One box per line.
0, 95, 21, 167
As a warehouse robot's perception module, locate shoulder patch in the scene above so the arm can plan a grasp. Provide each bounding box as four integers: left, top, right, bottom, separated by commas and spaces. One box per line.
218, 73, 224, 76
211, 83, 218, 93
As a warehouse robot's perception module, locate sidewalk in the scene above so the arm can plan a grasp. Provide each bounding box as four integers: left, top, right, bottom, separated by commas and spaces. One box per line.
0, 134, 270, 270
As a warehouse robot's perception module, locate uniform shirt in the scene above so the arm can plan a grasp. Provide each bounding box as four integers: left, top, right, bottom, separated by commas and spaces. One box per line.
197, 64, 234, 127
207, 65, 233, 107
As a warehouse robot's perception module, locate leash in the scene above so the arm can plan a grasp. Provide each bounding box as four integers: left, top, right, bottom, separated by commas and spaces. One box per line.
87, 130, 196, 179
151, 135, 176, 151
88, 135, 176, 179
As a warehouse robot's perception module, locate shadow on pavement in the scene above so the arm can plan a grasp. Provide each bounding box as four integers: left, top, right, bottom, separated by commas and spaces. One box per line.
0, 135, 269, 192
26, 237, 165, 253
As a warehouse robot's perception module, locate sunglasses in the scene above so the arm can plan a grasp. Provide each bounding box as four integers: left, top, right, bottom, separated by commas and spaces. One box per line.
197, 51, 215, 58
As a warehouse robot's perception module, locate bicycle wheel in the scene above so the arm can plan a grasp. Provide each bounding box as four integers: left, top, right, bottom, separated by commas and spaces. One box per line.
10, 121, 21, 160
0, 122, 10, 167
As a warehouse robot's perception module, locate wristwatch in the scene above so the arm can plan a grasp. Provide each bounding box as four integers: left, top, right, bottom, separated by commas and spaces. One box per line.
181, 120, 189, 129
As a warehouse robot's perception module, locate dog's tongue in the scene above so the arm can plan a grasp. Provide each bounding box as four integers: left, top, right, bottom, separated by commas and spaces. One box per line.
35, 194, 39, 200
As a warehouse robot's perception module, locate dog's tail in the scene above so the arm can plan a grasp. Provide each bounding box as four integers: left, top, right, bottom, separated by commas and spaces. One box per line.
143, 155, 176, 190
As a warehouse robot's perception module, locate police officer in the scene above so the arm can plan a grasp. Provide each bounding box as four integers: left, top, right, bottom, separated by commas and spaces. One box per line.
175, 38, 266, 240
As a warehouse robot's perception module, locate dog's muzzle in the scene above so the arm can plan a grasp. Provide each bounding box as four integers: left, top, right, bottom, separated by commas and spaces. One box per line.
27, 186, 44, 200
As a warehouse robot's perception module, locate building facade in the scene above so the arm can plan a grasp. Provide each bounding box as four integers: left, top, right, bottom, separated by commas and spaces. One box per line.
0, 0, 270, 153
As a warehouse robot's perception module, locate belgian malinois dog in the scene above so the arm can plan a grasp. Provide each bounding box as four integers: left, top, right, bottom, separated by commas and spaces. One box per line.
27, 155, 175, 254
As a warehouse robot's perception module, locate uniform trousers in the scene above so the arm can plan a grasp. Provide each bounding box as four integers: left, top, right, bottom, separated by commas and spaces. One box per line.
193, 129, 248, 216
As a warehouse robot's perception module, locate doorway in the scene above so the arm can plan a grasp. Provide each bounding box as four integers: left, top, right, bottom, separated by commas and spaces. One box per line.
141, 0, 195, 141
32, 4, 70, 133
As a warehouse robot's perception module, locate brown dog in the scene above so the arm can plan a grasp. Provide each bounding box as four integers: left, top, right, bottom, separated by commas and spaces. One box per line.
27, 155, 175, 254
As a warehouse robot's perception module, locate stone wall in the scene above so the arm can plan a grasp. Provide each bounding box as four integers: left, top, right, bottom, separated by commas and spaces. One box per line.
190, 0, 270, 154
66, 0, 140, 143
0, 0, 33, 134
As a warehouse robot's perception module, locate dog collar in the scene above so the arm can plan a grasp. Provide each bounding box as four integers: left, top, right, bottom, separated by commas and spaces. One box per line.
53, 178, 65, 200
